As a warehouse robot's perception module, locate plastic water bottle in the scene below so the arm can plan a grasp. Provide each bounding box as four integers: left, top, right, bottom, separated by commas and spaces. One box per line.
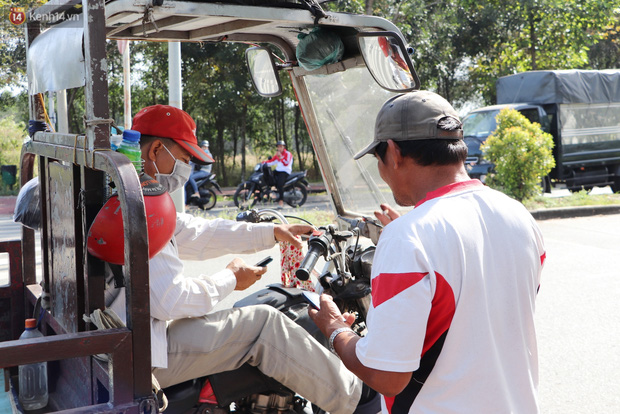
117, 129, 142, 172
110, 134, 123, 151
18, 319, 48, 411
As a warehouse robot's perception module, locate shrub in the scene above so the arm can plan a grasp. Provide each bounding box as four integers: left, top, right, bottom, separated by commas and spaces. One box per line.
0, 116, 26, 194
481, 108, 555, 202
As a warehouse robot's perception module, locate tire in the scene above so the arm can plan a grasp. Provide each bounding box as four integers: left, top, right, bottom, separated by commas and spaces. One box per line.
234, 182, 258, 210
568, 186, 592, 193
612, 177, 620, 194
284, 183, 308, 207
198, 188, 217, 210
540, 175, 551, 194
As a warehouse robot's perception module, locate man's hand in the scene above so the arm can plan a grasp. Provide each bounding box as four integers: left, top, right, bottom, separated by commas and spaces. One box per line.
227, 258, 268, 290
274, 224, 314, 250
308, 294, 355, 338
374, 203, 400, 226
309, 294, 413, 398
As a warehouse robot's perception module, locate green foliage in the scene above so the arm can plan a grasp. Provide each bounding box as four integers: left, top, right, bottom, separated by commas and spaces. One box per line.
1, 0, 618, 192
461, 0, 619, 103
0, 116, 25, 194
0, 116, 24, 165
523, 190, 620, 210
481, 109, 555, 201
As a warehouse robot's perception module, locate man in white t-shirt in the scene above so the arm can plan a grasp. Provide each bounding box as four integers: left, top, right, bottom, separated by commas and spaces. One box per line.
310, 91, 546, 413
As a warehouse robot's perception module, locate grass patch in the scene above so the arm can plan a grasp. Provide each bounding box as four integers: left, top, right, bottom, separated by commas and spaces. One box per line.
523, 190, 620, 210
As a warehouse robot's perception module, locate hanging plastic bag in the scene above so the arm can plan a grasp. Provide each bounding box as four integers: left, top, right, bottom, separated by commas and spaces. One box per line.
279, 240, 315, 291
296, 27, 344, 71
13, 177, 41, 231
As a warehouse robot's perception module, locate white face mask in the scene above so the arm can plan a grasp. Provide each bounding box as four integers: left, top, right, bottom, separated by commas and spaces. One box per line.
153, 145, 192, 194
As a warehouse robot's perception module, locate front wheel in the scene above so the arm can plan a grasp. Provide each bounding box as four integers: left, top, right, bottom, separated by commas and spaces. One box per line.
284, 183, 308, 207
198, 188, 217, 210
234, 182, 258, 210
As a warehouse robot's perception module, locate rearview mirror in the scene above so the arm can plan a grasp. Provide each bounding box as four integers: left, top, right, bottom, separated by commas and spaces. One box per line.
357, 32, 419, 92
246, 46, 282, 97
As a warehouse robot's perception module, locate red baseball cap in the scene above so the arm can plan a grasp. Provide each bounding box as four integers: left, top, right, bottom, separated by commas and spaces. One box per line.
132, 105, 214, 164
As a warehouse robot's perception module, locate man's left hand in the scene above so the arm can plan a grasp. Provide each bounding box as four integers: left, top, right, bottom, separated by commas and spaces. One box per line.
274, 224, 313, 249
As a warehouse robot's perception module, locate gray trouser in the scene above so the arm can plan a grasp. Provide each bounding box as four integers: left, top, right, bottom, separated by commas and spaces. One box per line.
153, 305, 362, 414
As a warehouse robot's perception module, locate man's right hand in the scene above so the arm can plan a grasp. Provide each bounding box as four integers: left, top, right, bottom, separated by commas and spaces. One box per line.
374, 203, 400, 226
227, 258, 268, 290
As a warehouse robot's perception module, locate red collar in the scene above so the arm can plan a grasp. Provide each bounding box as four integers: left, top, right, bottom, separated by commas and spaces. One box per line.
415, 180, 483, 208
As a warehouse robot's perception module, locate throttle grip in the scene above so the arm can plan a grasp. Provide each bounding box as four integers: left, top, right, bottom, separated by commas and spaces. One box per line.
295, 229, 332, 281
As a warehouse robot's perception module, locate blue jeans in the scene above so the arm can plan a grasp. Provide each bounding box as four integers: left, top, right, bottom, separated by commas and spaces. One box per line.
186, 170, 210, 202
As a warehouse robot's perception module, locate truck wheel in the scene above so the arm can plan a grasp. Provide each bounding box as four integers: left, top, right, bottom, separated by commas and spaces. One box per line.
612, 178, 620, 193
569, 186, 592, 193
540, 175, 551, 194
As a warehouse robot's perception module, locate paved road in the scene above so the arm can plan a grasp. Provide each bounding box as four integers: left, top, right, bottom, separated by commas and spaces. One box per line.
2, 212, 620, 412
535, 214, 620, 413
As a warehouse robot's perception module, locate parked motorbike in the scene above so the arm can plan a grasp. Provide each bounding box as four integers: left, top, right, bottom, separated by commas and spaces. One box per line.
234, 164, 309, 209
186, 172, 222, 210
160, 208, 377, 414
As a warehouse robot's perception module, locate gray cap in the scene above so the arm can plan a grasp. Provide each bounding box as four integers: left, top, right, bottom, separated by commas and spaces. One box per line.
353, 90, 463, 160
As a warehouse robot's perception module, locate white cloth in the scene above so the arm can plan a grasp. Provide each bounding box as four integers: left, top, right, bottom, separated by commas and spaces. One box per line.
356, 180, 546, 414
264, 149, 293, 174
110, 212, 276, 368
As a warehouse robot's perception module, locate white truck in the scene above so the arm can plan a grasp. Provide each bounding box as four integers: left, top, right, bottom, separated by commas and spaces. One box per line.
463, 70, 620, 192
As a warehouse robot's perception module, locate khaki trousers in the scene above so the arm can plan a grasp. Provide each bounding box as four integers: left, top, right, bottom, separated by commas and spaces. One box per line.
153, 305, 362, 414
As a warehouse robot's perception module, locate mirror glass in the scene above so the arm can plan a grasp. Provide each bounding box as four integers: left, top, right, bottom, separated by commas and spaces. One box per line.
358, 33, 419, 92
245, 47, 282, 97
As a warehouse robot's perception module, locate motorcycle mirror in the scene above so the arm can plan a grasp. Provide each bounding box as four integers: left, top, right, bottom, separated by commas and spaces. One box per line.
246, 46, 282, 97
357, 32, 420, 92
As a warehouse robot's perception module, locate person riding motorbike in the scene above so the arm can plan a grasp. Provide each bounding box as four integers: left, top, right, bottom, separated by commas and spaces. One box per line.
106, 105, 377, 414
262, 140, 292, 208
186, 140, 213, 205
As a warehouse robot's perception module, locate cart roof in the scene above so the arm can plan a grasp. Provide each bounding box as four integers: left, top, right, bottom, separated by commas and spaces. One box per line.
32, 0, 403, 60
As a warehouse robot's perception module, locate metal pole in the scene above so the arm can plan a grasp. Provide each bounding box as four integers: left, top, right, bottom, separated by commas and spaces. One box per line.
168, 41, 182, 110
57, 90, 69, 133
168, 41, 185, 211
123, 41, 132, 129
47, 91, 56, 131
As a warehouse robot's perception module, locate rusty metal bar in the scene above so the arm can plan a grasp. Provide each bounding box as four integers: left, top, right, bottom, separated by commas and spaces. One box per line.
20, 144, 153, 402
82, 0, 111, 150
0, 328, 132, 368
109, 324, 135, 406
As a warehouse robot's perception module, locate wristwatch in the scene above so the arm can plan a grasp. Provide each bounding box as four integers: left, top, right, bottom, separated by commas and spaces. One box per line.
328, 327, 355, 353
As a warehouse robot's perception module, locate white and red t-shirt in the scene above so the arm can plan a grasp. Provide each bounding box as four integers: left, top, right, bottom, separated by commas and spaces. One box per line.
264, 149, 293, 174
356, 180, 545, 414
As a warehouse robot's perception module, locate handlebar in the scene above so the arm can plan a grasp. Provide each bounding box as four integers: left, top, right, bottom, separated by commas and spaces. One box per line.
295, 229, 332, 281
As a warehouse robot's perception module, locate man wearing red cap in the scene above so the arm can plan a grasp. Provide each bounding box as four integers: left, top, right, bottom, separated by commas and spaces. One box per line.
108, 105, 376, 414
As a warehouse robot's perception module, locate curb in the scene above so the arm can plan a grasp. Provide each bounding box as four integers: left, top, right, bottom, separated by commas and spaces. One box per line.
529, 204, 620, 220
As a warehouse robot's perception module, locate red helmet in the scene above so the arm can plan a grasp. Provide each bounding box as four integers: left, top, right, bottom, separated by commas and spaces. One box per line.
87, 175, 176, 265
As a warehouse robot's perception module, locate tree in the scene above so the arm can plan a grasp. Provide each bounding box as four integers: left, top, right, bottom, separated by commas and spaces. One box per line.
462, 0, 620, 103
588, 13, 620, 69
482, 108, 555, 201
